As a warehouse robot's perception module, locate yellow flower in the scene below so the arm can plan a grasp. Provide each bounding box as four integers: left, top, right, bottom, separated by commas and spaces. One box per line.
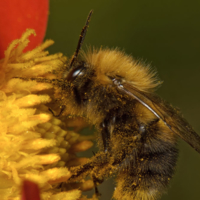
0, 29, 94, 200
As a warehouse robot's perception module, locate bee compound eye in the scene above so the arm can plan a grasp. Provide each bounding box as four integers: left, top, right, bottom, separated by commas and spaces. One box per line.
66, 66, 85, 82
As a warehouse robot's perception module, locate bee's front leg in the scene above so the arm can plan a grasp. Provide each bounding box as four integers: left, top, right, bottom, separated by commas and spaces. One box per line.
99, 108, 117, 153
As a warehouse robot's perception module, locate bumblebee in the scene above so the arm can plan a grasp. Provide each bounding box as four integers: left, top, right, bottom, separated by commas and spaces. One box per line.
32, 11, 200, 200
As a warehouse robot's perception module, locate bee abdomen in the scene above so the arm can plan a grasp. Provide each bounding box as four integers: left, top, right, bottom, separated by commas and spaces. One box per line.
114, 137, 178, 200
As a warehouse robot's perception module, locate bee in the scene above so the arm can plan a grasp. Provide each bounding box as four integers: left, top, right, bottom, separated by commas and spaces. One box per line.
31, 11, 200, 200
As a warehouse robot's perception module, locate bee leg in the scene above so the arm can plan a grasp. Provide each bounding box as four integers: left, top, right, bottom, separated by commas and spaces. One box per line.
48, 105, 66, 117
100, 120, 111, 153
100, 111, 116, 153
69, 162, 95, 182
92, 174, 104, 197
69, 152, 108, 181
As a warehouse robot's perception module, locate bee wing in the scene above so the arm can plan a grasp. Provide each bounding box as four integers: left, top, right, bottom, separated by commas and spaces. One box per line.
117, 81, 200, 154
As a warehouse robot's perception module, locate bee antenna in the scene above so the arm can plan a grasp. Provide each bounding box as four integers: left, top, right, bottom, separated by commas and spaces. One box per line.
69, 10, 93, 69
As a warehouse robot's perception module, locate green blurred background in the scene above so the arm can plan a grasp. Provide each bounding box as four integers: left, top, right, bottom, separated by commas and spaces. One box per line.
45, 1, 200, 199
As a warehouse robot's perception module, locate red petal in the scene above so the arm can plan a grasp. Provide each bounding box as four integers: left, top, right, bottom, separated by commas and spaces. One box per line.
21, 180, 41, 200
0, 0, 49, 58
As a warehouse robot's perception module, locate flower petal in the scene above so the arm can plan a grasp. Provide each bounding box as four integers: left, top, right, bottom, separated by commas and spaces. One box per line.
21, 180, 41, 200
0, 0, 49, 58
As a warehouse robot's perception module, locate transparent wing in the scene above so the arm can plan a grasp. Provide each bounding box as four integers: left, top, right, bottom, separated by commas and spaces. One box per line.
116, 81, 200, 154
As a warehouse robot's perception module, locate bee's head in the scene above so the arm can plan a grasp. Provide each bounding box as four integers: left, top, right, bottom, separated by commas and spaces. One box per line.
61, 59, 95, 108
